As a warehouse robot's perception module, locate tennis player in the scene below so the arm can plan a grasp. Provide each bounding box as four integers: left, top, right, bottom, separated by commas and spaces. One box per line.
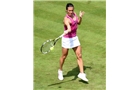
58, 3, 88, 82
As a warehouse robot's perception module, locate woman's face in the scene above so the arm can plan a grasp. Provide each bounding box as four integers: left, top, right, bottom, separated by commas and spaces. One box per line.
66, 7, 74, 17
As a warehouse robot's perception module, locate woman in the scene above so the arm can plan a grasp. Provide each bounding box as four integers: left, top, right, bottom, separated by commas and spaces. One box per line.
58, 3, 88, 82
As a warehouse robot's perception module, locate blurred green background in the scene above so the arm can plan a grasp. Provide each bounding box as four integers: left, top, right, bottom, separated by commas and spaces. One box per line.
34, 1, 106, 90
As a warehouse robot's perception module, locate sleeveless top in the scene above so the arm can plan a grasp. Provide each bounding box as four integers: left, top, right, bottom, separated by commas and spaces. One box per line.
64, 13, 78, 38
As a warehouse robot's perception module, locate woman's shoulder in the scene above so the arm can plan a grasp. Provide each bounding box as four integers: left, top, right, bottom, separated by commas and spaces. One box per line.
63, 16, 71, 23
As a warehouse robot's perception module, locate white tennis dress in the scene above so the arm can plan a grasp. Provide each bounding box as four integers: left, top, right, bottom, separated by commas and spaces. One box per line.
62, 36, 80, 49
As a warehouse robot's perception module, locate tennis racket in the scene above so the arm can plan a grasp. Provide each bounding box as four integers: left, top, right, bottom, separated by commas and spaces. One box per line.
40, 34, 64, 54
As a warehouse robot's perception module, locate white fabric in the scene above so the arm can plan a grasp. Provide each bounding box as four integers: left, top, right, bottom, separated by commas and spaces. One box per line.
62, 36, 80, 49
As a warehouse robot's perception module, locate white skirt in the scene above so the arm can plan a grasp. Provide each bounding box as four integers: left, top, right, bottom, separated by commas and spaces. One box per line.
62, 36, 80, 49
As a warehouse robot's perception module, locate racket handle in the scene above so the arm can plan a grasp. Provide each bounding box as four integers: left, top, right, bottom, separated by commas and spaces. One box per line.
59, 30, 68, 38
59, 33, 64, 38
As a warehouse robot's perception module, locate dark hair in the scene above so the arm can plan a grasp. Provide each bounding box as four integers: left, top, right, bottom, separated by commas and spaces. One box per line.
66, 3, 74, 10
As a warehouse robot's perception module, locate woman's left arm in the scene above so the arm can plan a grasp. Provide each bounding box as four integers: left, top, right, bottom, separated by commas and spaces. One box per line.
78, 11, 85, 25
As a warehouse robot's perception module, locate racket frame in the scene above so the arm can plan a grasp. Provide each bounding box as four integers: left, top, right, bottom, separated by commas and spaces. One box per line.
40, 34, 63, 54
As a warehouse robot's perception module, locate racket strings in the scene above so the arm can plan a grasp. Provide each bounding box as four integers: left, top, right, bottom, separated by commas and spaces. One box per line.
41, 40, 54, 54
40, 34, 62, 54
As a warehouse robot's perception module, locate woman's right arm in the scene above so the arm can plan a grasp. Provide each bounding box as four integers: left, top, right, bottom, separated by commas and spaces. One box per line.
63, 17, 71, 35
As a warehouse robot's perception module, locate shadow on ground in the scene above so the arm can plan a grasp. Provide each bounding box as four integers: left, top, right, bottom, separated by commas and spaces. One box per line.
48, 66, 92, 86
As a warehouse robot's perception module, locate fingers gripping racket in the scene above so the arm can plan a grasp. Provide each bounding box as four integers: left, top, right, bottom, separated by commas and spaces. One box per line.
40, 34, 63, 54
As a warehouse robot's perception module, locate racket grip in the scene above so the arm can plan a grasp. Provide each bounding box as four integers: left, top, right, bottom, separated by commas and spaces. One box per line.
59, 30, 69, 38
59, 33, 64, 38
